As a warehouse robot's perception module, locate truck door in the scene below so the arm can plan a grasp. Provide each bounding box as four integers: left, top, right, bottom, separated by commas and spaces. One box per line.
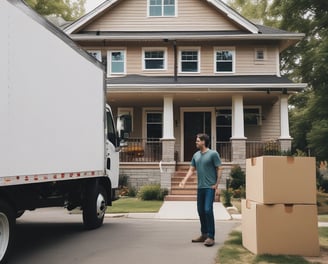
106, 108, 119, 189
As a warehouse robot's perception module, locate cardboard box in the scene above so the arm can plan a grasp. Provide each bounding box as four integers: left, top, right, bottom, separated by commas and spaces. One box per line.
242, 200, 320, 256
246, 156, 316, 204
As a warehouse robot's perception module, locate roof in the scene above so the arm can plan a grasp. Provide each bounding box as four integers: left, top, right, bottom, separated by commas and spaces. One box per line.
106, 75, 307, 92
64, 0, 259, 34
8, 0, 104, 71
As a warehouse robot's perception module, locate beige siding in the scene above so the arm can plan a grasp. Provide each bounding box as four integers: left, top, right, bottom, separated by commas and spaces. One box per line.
84, 0, 241, 32
236, 46, 277, 75
260, 101, 280, 140
84, 42, 278, 76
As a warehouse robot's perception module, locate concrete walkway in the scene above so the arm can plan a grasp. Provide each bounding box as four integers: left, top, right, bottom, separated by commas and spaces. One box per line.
156, 201, 232, 220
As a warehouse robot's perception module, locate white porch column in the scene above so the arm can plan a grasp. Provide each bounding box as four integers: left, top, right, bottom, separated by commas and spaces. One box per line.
231, 95, 246, 139
162, 95, 175, 139
231, 95, 246, 166
279, 94, 291, 139
279, 94, 292, 152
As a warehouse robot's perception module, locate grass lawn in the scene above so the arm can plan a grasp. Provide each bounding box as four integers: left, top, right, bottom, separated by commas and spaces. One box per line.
217, 228, 328, 264
106, 197, 163, 214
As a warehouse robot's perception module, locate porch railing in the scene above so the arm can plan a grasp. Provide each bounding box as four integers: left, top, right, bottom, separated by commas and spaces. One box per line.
246, 141, 265, 159
119, 138, 162, 162
216, 141, 232, 162
119, 138, 280, 162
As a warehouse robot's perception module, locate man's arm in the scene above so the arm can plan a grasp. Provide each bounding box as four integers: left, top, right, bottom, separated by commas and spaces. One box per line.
211, 166, 223, 189
179, 166, 196, 188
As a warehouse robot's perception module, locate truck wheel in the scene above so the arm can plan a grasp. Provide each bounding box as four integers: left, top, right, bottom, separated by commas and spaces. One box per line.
83, 181, 107, 230
0, 201, 15, 264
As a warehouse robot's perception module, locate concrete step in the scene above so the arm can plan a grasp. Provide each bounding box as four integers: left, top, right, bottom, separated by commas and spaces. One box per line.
164, 195, 197, 201
170, 188, 197, 195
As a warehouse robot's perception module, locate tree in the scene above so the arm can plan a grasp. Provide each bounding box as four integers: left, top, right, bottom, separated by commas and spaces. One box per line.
227, 0, 328, 161
25, 0, 86, 21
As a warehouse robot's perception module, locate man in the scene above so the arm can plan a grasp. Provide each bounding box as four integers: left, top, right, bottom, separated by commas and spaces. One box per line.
179, 133, 222, 247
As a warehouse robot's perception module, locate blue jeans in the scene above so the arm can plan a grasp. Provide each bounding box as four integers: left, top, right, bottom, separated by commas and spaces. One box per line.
197, 188, 215, 239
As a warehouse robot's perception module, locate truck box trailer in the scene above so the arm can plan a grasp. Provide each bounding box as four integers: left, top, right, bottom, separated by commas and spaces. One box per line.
0, 0, 124, 262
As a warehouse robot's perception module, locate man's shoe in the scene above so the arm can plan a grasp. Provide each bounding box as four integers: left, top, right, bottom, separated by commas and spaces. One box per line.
204, 238, 215, 247
192, 235, 207, 243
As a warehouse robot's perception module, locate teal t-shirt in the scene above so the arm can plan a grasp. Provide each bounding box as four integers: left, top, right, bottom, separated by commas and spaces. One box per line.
191, 149, 221, 189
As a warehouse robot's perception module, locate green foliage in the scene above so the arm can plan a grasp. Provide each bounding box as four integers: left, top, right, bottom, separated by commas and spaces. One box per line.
25, 0, 86, 21
263, 140, 280, 155
229, 166, 245, 190
226, 0, 328, 163
221, 188, 233, 207
137, 184, 168, 201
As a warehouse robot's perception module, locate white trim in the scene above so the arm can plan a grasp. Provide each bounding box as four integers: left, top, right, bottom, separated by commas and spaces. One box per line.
107, 49, 126, 76
276, 47, 281, 77
214, 46, 236, 74
142, 47, 168, 71
206, 0, 258, 33
178, 47, 201, 74
107, 83, 307, 91
69, 33, 305, 41
180, 107, 216, 161
64, 0, 120, 34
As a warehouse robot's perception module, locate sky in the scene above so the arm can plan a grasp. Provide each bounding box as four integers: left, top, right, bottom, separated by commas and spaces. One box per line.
85, 0, 105, 12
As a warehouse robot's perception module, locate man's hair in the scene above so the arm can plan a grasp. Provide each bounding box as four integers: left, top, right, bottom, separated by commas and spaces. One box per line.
197, 133, 210, 147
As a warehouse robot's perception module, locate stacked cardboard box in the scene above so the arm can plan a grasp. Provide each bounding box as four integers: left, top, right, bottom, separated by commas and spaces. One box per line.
242, 156, 320, 256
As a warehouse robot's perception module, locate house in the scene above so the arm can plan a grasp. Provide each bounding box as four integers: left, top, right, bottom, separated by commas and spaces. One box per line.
64, 0, 306, 194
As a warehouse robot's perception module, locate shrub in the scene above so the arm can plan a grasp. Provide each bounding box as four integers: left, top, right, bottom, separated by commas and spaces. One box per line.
229, 165, 245, 191
221, 188, 233, 207
263, 140, 280, 155
137, 184, 168, 201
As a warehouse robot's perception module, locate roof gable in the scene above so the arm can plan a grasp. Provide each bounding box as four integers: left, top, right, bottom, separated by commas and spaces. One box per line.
65, 0, 258, 34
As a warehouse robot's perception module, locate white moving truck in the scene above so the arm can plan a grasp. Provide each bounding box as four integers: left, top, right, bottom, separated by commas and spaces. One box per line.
0, 1, 126, 262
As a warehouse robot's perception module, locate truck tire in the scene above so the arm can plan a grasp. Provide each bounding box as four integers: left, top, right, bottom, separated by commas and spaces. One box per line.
0, 201, 15, 264
82, 181, 107, 230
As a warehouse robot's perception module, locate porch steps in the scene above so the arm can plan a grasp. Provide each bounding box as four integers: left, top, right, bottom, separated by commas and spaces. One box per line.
165, 165, 198, 201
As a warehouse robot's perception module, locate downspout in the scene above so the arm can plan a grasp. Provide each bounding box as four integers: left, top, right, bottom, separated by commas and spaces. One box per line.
173, 40, 178, 82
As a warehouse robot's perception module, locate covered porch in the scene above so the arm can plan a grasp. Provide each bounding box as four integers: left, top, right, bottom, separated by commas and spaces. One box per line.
107, 75, 304, 190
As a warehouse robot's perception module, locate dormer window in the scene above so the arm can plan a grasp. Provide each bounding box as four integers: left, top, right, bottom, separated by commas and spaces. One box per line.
149, 0, 175, 17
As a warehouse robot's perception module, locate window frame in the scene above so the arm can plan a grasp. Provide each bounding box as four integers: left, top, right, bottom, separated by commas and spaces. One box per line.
254, 48, 266, 64
142, 48, 167, 71
118, 107, 134, 132
148, 0, 177, 17
179, 47, 201, 74
244, 106, 262, 126
214, 47, 235, 74
143, 108, 163, 142
107, 49, 126, 76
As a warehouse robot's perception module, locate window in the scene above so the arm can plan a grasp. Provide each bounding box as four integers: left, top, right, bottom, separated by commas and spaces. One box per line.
180, 49, 199, 73
146, 112, 163, 141
143, 49, 166, 70
216, 109, 232, 141
149, 0, 175, 17
215, 48, 235, 73
118, 108, 134, 134
244, 107, 261, 125
87, 50, 102, 62
108, 50, 125, 75
255, 48, 266, 61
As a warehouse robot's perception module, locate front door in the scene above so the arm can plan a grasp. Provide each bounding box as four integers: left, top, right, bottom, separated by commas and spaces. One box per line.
183, 111, 212, 161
